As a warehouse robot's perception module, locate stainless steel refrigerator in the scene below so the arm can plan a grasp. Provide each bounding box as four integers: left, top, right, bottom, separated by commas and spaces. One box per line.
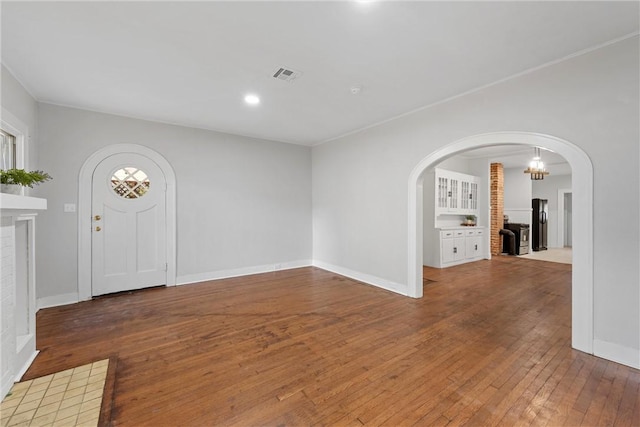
532, 198, 548, 251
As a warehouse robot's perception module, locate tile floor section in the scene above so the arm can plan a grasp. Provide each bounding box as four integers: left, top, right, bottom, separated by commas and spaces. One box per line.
519, 247, 572, 264
1, 359, 108, 427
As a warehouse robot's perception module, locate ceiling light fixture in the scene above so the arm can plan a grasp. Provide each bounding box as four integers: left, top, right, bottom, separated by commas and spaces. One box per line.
524, 147, 549, 180
350, 85, 363, 95
244, 94, 260, 105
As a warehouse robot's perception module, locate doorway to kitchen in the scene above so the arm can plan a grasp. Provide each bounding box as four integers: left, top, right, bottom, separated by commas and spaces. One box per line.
407, 131, 593, 355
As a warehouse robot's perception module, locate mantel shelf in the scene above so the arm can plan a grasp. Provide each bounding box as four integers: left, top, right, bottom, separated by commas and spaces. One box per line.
0, 193, 47, 211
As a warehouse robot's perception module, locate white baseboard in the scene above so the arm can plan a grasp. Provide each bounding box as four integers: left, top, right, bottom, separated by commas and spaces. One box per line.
593, 339, 640, 369
177, 259, 312, 286
37, 292, 79, 310
312, 260, 407, 296
15, 350, 39, 382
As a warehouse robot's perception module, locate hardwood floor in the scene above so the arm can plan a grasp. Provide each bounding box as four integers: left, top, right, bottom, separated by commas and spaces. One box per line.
27, 257, 639, 426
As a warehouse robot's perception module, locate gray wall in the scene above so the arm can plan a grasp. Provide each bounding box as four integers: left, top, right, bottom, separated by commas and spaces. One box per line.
312, 37, 639, 360
504, 166, 533, 225
35, 104, 312, 299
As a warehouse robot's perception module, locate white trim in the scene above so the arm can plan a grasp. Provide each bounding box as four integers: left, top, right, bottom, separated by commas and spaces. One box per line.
77, 144, 177, 301
37, 292, 79, 310
1, 108, 28, 195
14, 215, 37, 379
177, 260, 312, 286
408, 132, 594, 355
593, 339, 640, 370
14, 350, 39, 383
0, 194, 47, 210
313, 260, 407, 296
557, 188, 572, 248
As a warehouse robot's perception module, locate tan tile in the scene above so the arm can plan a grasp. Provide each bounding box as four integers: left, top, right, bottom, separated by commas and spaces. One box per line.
2, 410, 17, 424
33, 401, 61, 419
18, 390, 45, 405
2, 388, 27, 402
79, 398, 101, 414
39, 392, 65, 408
86, 373, 105, 386
9, 382, 31, 393
1, 397, 21, 411
53, 403, 81, 421
7, 421, 32, 427
93, 360, 109, 369
25, 382, 50, 395
70, 371, 91, 382
82, 389, 103, 404
84, 382, 104, 395
44, 385, 68, 399
6, 408, 35, 426
52, 370, 73, 380
30, 410, 58, 426
73, 363, 92, 372
48, 377, 70, 390
89, 365, 107, 377
76, 408, 100, 425
62, 387, 85, 400
31, 375, 54, 387
66, 378, 88, 391
58, 394, 83, 410
12, 398, 40, 415
52, 414, 77, 427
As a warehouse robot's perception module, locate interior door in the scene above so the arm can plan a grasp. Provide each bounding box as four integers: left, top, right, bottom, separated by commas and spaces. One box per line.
91, 153, 167, 296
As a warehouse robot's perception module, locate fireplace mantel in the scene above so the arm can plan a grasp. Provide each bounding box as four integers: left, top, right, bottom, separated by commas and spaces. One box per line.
0, 193, 47, 212
1, 193, 47, 398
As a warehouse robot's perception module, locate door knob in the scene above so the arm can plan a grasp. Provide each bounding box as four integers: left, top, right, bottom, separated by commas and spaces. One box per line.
94, 215, 102, 221
95, 226, 101, 232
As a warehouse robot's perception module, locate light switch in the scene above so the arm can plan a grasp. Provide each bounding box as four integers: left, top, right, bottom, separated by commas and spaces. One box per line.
64, 203, 76, 213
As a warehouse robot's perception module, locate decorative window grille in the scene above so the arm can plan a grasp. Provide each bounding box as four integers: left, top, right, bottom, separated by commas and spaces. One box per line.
470, 182, 478, 210
111, 167, 150, 199
450, 179, 458, 209
438, 177, 448, 208
461, 182, 470, 210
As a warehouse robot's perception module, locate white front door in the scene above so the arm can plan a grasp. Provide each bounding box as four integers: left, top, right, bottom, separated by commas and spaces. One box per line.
91, 153, 167, 296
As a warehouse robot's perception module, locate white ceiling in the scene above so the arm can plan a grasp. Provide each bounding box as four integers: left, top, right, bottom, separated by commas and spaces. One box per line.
459, 145, 572, 175
2, 1, 638, 146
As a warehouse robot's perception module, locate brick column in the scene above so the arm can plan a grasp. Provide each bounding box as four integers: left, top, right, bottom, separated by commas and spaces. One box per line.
490, 163, 504, 255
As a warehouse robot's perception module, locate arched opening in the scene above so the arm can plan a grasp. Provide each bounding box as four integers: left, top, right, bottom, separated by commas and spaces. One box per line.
408, 132, 593, 355
77, 144, 177, 301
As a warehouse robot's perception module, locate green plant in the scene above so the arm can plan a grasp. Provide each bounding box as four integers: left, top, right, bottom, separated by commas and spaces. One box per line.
0, 169, 52, 188
465, 215, 476, 221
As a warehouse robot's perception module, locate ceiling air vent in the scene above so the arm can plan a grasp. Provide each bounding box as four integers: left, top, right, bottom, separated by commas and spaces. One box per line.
272, 67, 302, 83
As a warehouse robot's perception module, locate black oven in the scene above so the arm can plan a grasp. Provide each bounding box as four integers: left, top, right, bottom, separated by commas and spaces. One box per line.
503, 222, 530, 255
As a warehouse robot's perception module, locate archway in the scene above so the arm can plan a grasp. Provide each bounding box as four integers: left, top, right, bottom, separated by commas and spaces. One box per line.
407, 132, 593, 355
77, 144, 177, 301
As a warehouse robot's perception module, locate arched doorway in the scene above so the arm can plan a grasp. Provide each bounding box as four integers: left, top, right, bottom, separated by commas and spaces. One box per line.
407, 132, 593, 355
77, 144, 177, 301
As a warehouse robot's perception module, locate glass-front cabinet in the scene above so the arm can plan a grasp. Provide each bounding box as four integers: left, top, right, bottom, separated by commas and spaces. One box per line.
434, 168, 478, 216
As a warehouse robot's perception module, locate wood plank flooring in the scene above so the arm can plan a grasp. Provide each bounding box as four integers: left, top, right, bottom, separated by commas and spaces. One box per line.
26, 257, 639, 426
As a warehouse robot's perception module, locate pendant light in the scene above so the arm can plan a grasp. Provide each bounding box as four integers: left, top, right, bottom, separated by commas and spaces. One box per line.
524, 147, 549, 180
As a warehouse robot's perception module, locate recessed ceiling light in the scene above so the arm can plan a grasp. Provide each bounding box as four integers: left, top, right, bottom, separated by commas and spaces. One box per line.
244, 94, 260, 105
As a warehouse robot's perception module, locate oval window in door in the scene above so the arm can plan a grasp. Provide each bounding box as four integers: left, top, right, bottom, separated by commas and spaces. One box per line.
110, 167, 150, 199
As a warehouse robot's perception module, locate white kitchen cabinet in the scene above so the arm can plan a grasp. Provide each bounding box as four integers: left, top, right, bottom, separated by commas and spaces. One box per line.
435, 168, 479, 216
464, 228, 484, 260
441, 229, 466, 264
426, 227, 486, 268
